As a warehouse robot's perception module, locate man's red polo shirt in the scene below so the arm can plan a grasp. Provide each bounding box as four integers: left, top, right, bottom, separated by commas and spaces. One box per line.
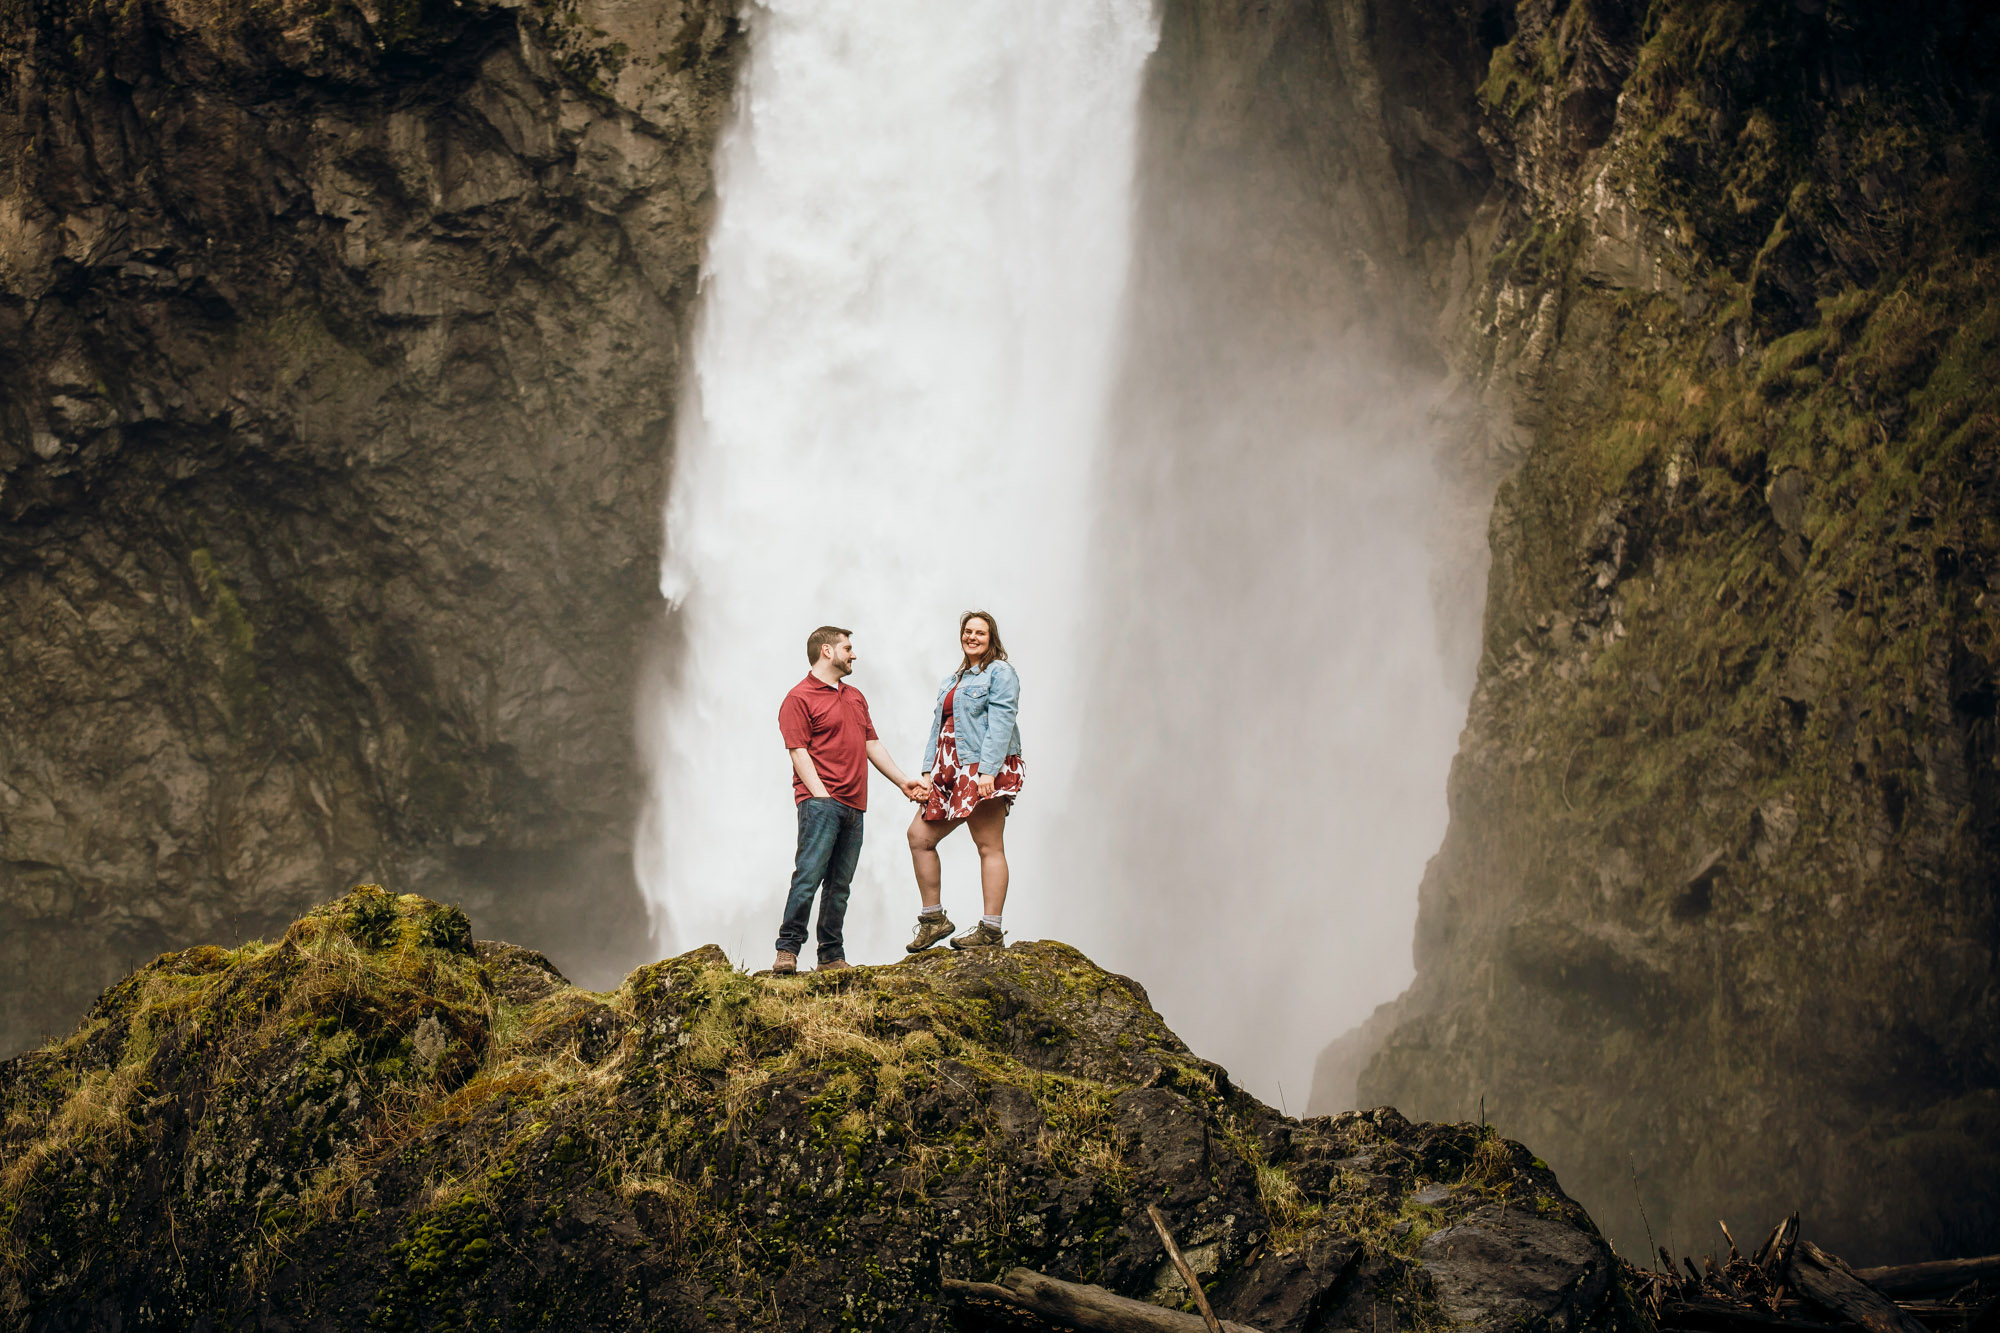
778, 674, 878, 809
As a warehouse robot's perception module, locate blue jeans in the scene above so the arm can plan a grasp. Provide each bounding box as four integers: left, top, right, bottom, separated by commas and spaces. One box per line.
775, 797, 864, 961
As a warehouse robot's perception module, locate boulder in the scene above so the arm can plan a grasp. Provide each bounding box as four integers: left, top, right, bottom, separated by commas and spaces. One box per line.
0, 888, 1637, 1333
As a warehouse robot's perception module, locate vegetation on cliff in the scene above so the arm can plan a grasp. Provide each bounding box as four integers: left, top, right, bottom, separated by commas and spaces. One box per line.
1362, 0, 2000, 1264
2, 888, 1629, 1331
0, 0, 741, 1056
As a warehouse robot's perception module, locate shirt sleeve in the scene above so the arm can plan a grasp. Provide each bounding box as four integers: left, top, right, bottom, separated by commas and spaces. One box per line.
856, 690, 879, 741
779, 693, 813, 749
976, 664, 1019, 774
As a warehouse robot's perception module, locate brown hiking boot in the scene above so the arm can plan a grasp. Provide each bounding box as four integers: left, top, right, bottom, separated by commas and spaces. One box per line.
817, 957, 851, 971
906, 913, 954, 953
772, 951, 798, 975
949, 921, 1005, 950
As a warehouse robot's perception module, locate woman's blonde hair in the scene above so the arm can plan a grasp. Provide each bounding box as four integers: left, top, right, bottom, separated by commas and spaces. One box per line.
954, 610, 1007, 679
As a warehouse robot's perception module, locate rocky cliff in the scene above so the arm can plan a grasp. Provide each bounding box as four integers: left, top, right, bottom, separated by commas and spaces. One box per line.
0, 0, 740, 1054
1316, 0, 2000, 1265
8, 0, 1999, 1278
0, 887, 1633, 1331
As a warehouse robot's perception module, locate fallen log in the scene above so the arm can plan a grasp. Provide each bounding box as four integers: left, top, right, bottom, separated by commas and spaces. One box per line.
1898, 1300, 1997, 1330
1655, 1296, 1850, 1333
942, 1268, 1265, 1333
1788, 1241, 1931, 1333
1853, 1256, 2000, 1298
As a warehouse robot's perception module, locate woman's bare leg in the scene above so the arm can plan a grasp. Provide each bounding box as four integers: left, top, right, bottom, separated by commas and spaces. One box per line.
966, 801, 1010, 918
907, 813, 963, 909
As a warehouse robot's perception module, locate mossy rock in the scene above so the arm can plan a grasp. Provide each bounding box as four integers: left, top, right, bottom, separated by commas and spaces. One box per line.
0, 888, 1634, 1331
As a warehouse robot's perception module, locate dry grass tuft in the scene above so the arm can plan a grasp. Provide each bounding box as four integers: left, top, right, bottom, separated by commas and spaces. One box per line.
1032, 1077, 1130, 1194
1465, 1127, 1521, 1194
1256, 1162, 1323, 1251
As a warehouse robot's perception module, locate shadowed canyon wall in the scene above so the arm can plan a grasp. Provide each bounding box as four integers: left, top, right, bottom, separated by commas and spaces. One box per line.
0, 0, 740, 1052
1310, 0, 1999, 1266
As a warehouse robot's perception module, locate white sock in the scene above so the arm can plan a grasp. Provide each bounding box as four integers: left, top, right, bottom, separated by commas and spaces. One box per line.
919, 904, 944, 918
981, 914, 1002, 930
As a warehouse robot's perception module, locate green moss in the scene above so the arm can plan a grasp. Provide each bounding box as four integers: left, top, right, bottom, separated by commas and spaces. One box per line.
1480, 39, 1541, 119
1754, 325, 1828, 392
347, 886, 404, 949
187, 547, 265, 729
372, 1194, 501, 1330
5, 894, 1624, 1330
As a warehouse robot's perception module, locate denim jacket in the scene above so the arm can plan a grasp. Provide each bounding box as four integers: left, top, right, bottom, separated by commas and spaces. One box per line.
922, 660, 1022, 775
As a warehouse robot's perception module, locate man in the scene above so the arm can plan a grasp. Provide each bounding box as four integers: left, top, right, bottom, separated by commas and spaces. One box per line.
774, 625, 925, 974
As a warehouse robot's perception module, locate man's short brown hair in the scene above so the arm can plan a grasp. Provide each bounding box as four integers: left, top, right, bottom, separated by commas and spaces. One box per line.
806, 625, 852, 665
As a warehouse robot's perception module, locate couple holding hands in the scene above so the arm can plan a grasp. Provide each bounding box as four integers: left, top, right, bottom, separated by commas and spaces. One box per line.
771, 612, 1025, 974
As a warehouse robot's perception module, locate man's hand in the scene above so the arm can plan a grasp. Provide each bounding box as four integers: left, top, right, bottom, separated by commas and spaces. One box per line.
976, 772, 996, 801
867, 739, 924, 803
790, 747, 832, 801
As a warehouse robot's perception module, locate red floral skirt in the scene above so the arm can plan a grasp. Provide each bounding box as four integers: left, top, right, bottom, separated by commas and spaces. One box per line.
923, 712, 1024, 821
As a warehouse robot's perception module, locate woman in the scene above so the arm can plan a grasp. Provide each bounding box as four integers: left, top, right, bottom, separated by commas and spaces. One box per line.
906, 610, 1023, 951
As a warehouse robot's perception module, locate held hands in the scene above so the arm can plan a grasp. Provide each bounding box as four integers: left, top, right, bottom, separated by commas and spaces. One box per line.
902, 775, 934, 804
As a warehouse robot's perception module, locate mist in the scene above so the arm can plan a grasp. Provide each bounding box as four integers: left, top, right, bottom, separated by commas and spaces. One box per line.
637, 1, 1488, 1114
1054, 329, 1477, 1109
1046, 11, 1492, 1108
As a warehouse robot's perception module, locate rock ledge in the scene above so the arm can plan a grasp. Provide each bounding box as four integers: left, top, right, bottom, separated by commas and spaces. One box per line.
0, 887, 1633, 1331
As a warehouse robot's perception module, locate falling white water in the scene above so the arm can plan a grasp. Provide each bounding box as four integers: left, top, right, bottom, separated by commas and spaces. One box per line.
639, 0, 1158, 966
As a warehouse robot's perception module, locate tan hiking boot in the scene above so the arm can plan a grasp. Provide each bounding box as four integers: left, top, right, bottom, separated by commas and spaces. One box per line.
907, 913, 954, 953
949, 921, 1005, 950
773, 951, 798, 975
817, 957, 851, 971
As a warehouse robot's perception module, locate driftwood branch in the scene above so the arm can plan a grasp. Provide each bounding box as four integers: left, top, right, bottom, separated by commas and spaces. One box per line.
1854, 1256, 2000, 1297
1786, 1241, 1932, 1333
1148, 1204, 1224, 1333
1656, 1296, 1853, 1333
942, 1268, 1264, 1333
1636, 1213, 1994, 1333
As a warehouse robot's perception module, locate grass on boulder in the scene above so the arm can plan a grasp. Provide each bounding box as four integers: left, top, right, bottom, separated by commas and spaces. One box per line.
1, 888, 1630, 1332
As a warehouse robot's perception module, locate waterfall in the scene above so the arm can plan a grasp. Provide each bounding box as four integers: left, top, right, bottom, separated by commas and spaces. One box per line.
638, 0, 1159, 967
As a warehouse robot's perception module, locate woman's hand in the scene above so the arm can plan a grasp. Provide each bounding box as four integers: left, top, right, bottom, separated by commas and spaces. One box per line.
976, 772, 996, 801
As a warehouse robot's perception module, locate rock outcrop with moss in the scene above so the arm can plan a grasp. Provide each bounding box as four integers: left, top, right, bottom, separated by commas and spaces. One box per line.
0, 0, 740, 1054
1338, 0, 2000, 1263
0, 888, 1632, 1331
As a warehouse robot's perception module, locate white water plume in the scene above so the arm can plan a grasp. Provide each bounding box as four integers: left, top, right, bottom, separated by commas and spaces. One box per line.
1057, 347, 1475, 1108
638, 0, 1158, 966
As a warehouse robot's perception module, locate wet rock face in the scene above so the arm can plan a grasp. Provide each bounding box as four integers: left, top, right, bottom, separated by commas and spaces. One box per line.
0, 0, 741, 1051
1420, 1207, 1613, 1333
1328, 0, 2000, 1264
0, 890, 1631, 1333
